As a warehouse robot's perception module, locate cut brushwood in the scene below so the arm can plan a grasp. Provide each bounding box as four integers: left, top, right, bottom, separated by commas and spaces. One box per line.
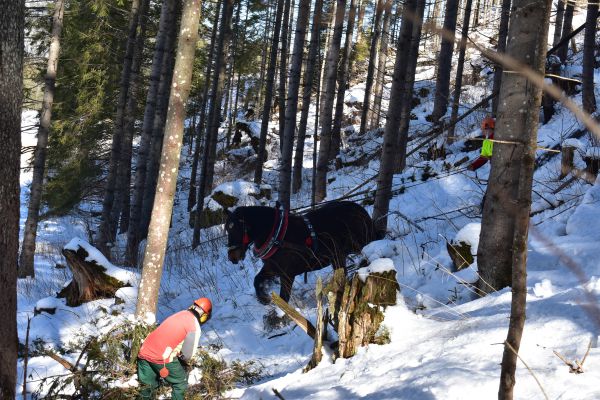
553, 340, 593, 374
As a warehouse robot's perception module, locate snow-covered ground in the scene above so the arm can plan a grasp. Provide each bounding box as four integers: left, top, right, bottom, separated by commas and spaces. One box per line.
15, 10, 600, 399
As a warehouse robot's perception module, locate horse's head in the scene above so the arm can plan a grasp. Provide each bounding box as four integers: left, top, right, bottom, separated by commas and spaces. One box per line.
224, 208, 250, 264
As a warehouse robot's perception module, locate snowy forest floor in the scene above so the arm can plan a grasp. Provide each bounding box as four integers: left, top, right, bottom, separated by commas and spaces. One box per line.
15, 18, 600, 400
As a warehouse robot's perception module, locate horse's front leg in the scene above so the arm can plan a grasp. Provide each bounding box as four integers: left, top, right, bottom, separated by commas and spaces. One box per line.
254, 264, 277, 305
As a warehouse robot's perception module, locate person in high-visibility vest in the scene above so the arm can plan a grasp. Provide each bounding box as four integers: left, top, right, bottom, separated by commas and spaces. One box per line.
137, 297, 212, 400
468, 116, 495, 171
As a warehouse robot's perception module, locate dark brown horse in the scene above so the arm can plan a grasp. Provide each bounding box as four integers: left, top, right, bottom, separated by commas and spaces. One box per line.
225, 201, 383, 304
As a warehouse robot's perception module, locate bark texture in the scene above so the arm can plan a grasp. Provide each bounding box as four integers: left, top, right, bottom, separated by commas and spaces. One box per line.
491, 0, 512, 115
581, 1, 598, 116
292, 0, 324, 193
371, 0, 417, 233
278, 0, 312, 208
0, 0, 23, 396
126, 0, 177, 266
254, 0, 285, 185
314, 0, 347, 202
496, 1, 551, 397
430, 0, 459, 123
96, 0, 142, 256
136, 0, 202, 317
192, 0, 234, 248
359, 0, 384, 135
19, 0, 65, 278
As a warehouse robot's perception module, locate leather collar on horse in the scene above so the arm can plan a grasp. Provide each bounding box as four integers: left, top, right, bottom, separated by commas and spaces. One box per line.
242, 204, 318, 260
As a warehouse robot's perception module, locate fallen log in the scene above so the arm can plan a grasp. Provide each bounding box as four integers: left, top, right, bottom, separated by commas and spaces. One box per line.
271, 292, 316, 339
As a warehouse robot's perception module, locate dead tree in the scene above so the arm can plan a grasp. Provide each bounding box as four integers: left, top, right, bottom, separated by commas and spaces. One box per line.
20, 0, 65, 278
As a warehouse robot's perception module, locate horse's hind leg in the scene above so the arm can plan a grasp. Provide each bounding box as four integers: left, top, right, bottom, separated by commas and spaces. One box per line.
279, 274, 294, 304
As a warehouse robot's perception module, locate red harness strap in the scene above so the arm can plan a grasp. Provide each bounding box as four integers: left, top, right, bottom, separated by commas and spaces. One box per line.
252, 207, 289, 260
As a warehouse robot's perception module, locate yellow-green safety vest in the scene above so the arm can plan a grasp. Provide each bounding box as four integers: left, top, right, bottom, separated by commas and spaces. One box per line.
481, 138, 493, 158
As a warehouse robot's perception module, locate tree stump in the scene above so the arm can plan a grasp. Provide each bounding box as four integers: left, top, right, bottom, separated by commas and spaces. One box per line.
446, 240, 473, 271
560, 144, 576, 179
326, 267, 399, 359
58, 241, 129, 306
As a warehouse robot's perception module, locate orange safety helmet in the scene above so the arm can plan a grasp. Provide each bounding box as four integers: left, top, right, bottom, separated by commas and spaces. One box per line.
481, 116, 495, 130
193, 297, 212, 323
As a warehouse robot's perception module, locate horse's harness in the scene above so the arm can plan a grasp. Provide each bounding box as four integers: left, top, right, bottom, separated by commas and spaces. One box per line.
241, 205, 318, 260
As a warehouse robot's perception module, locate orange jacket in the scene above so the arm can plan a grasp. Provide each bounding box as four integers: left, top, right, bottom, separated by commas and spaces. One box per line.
138, 310, 201, 364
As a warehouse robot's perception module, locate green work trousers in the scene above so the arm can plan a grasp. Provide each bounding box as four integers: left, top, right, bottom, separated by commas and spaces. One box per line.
137, 358, 188, 400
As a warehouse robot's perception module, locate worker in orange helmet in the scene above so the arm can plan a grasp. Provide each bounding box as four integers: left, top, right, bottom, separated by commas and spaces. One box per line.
136, 297, 212, 400
468, 116, 495, 171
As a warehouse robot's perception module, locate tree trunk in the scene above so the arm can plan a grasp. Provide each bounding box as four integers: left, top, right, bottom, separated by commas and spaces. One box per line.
314, 0, 347, 202
371, 0, 417, 233
330, 0, 357, 160
581, 1, 598, 117
192, 0, 234, 248
278, 0, 312, 208
491, 0, 511, 116
140, 4, 180, 240
19, 0, 65, 278
447, 0, 474, 140
372, 0, 393, 128
430, 0, 459, 123
278, 0, 292, 146
96, 0, 142, 256
557, 0, 574, 63
254, 0, 285, 185
292, 0, 324, 193
0, 1, 23, 397
126, 0, 178, 266
495, 0, 551, 396
136, 0, 202, 318
552, 0, 565, 47
394, 0, 425, 172
188, 0, 221, 212
478, 0, 550, 295
359, 0, 384, 135
112, 0, 151, 237
355, 0, 366, 47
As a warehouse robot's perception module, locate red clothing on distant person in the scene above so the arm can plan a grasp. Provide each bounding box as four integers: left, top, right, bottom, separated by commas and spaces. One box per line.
138, 310, 201, 364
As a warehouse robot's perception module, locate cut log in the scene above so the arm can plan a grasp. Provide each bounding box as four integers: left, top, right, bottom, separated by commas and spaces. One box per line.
326, 267, 399, 359
271, 292, 316, 339
58, 241, 129, 307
